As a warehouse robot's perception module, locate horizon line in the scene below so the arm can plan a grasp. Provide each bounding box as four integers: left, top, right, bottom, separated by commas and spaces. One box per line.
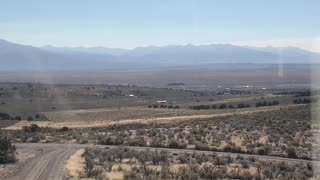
0, 38, 314, 52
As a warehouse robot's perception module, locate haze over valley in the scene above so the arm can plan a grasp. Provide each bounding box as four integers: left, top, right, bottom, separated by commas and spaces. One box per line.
1, 39, 319, 71
1, 1, 320, 179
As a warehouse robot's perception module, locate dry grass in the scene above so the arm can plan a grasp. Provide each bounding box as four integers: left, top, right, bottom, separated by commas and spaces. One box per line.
64, 149, 85, 179
2, 105, 302, 130
231, 135, 243, 148
105, 171, 124, 180
41, 107, 223, 122
258, 135, 269, 144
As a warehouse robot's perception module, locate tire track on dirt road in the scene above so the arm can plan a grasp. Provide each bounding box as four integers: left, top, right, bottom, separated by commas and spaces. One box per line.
5, 146, 77, 180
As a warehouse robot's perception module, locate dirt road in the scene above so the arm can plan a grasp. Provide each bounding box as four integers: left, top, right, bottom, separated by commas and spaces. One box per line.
4, 144, 77, 180
4, 143, 317, 180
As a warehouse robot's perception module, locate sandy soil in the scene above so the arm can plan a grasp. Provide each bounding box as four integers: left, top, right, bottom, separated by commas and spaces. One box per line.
0, 151, 35, 179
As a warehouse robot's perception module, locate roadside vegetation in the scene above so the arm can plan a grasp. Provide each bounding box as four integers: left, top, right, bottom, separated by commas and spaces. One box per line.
1, 105, 315, 160
81, 147, 313, 179
0, 136, 16, 164
0, 82, 317, 179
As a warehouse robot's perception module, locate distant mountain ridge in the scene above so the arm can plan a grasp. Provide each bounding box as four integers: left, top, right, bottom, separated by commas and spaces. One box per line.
0, 39, 319, 71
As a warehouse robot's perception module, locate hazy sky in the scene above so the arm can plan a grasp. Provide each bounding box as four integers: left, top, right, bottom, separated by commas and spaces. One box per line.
1, 0, 319, 51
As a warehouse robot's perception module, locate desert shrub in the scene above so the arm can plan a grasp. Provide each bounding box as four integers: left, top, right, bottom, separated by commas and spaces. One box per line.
60, 126, 70, 132
293, 98, 311, 104
240, 160, 250, 169
177, 153, 190, 164
126, 137, 146, 146
256, 101, 279, 107
35, 114, 40, 119
191, 105, 211, 110
22, 124, 40, 133
27, 136, 41, 143
27, 116, 34, 121
223, 145, 242, 153
124, 170, 144, 179
287, 147, 298, 158
82, 146, 312, 180
257, 146, 270, 155
14, 116, 22, 120
218, 104, 227, 109
199, 165, 217, 179
255, 101, 268, 107
0, 113, 11, 120
98, 136, 124, 145
167, 105, 174, 109
84, 150, 94, 177
178, 165, 200, 180
195, 143, 210, 150
149, 137, 164, 147
237, 103, 250, 108
168, 139, 187, 149
268, 101, 279, 106
0, 137, 16, 164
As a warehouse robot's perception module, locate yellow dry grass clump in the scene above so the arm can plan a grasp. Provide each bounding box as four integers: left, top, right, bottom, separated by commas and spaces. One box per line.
64, 149, 86, 179
106, 171, 124, 180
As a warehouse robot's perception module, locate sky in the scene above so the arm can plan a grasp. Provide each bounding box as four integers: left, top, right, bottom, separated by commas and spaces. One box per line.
0, 0, 320, 51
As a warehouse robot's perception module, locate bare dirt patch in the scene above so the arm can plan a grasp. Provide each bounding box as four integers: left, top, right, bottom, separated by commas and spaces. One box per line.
41, 107, 228, 122
0, 150, 35, 179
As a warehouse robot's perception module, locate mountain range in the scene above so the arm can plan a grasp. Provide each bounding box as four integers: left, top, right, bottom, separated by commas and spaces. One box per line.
0, 39, 319, 71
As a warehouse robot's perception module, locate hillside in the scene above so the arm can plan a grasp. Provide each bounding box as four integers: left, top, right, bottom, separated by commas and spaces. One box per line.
0, 39, 319, 71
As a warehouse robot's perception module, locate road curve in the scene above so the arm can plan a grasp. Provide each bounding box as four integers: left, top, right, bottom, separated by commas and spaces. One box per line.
5, 144, 78, 180
4, 143, 318, 180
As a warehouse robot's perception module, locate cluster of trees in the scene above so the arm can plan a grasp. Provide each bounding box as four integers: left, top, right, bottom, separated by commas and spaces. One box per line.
273, 90, 311, 97
293, 98, 311, 104
148, 105, 180, 109
22, 124, 40, 133
236, 103, 251, 108
0, 113, 19, 121
190, 103, 250, 110
0, 112, 40, 121
215, 90, 250, 95
255, 100, 279, 107
0, 137, 16, 164
190, 104, 212, 110
27, 114, 40, 121
167, 82, 185, 86
0, 112, 10, 120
